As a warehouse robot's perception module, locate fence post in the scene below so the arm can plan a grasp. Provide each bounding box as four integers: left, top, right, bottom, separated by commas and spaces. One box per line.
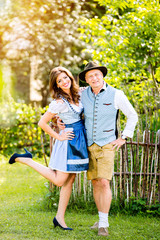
158, 130, 160, 203
150, 130, 159, 204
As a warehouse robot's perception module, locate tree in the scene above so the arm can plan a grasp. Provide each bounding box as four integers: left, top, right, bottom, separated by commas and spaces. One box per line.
0, 0, 93, 105
79, 0, 160, 130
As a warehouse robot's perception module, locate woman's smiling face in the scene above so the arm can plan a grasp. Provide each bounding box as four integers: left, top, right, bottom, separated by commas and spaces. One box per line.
56, 72, 72, 93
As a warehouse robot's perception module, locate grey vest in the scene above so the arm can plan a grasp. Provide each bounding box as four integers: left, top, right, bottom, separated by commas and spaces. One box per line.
81, 85, 119, 146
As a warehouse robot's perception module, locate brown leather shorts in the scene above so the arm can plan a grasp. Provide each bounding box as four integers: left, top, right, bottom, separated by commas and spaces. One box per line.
87, 143, 115, 181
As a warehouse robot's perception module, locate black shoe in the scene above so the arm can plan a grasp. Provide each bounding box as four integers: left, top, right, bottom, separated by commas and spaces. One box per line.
53, 217, 73, 230
9, 148, 32, 164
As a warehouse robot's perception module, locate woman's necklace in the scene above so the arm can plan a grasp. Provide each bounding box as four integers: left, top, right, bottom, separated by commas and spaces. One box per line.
60, 95, 80, 115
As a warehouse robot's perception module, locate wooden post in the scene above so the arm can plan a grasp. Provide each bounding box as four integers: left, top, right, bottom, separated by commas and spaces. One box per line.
120, 149, 123, 199
78, 173, 81, 196
142, 130, 147, 198
139, 131, 145, 197
83, 172, 87, 201
148, 131, 154, 203
146, 130, 150, 203
150, 131, 159, 204
135, 130, 139, 198
116, 151, 120, 199
130, 139, 133, 197
124, 142, 129, 202
158, 130, 160, 203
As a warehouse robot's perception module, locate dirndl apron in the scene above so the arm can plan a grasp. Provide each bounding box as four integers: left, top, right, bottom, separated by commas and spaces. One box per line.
49, 120, 89, 173
66, 120, 89, 171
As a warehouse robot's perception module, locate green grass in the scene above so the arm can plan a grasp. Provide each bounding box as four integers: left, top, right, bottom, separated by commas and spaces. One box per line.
0, 155, 160, 240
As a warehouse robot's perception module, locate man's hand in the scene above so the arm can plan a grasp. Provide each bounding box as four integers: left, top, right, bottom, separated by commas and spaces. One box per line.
110, 138, 126, 151
57, 117, 65, 130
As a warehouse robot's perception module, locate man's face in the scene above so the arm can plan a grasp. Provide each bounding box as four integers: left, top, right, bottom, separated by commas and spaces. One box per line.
85, 69, 104, 90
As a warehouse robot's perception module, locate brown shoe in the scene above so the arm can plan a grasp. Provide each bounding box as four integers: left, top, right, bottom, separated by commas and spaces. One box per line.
90, 222, 98, 229
98, 227, 109, 236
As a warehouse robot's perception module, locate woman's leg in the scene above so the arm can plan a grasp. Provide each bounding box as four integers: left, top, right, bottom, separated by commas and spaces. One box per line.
15, 157, 69, 187
55, 174, 76, 228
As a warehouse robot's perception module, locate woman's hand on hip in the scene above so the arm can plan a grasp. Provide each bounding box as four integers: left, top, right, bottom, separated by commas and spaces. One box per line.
57, 131, 75, 141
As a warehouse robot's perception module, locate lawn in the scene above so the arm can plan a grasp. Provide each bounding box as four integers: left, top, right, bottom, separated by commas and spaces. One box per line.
0, 154, 160, 240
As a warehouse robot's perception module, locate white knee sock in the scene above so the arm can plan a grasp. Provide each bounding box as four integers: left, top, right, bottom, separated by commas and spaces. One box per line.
98, 211, 109, 228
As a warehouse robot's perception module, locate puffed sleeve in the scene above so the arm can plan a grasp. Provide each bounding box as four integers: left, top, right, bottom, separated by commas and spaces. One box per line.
47, 100, 68, 114
79, 86, 88, 98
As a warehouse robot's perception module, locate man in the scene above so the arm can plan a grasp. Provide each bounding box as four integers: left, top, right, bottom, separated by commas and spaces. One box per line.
79, 61, 138, 236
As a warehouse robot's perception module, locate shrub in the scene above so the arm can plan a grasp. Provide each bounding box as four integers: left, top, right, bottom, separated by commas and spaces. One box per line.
41, 183, 160, 217
0, 94, 49, 157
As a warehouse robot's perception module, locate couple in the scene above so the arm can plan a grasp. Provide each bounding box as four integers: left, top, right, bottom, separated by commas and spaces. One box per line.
9, 61, 138, 236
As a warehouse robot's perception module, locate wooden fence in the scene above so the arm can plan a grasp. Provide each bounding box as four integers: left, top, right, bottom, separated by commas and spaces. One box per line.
1, 121, 159, 205
112, 130, 160, 205
49, 129, 160, 205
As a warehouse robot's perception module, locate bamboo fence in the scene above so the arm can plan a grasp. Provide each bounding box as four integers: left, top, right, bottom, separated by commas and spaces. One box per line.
49, 129, 160, 205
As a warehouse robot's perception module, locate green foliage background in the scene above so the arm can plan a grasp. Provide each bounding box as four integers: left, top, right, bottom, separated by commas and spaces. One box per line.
0, 94, 49, 156
79, 0, 160, 131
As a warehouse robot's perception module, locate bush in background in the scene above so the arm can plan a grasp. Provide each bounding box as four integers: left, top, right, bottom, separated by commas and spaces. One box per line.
0, 94, 49, 157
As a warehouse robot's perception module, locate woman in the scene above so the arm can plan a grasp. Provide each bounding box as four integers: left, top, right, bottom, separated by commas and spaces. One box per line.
9, 66, 89, 230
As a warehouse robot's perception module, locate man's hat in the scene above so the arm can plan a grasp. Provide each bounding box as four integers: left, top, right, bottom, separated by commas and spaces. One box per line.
79, 61, 107, 81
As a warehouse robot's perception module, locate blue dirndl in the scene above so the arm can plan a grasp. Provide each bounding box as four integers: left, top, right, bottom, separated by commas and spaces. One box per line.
49, 120, 89, 173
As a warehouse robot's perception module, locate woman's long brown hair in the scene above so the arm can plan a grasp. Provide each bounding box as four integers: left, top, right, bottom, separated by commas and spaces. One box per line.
49, 66, 80, 103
